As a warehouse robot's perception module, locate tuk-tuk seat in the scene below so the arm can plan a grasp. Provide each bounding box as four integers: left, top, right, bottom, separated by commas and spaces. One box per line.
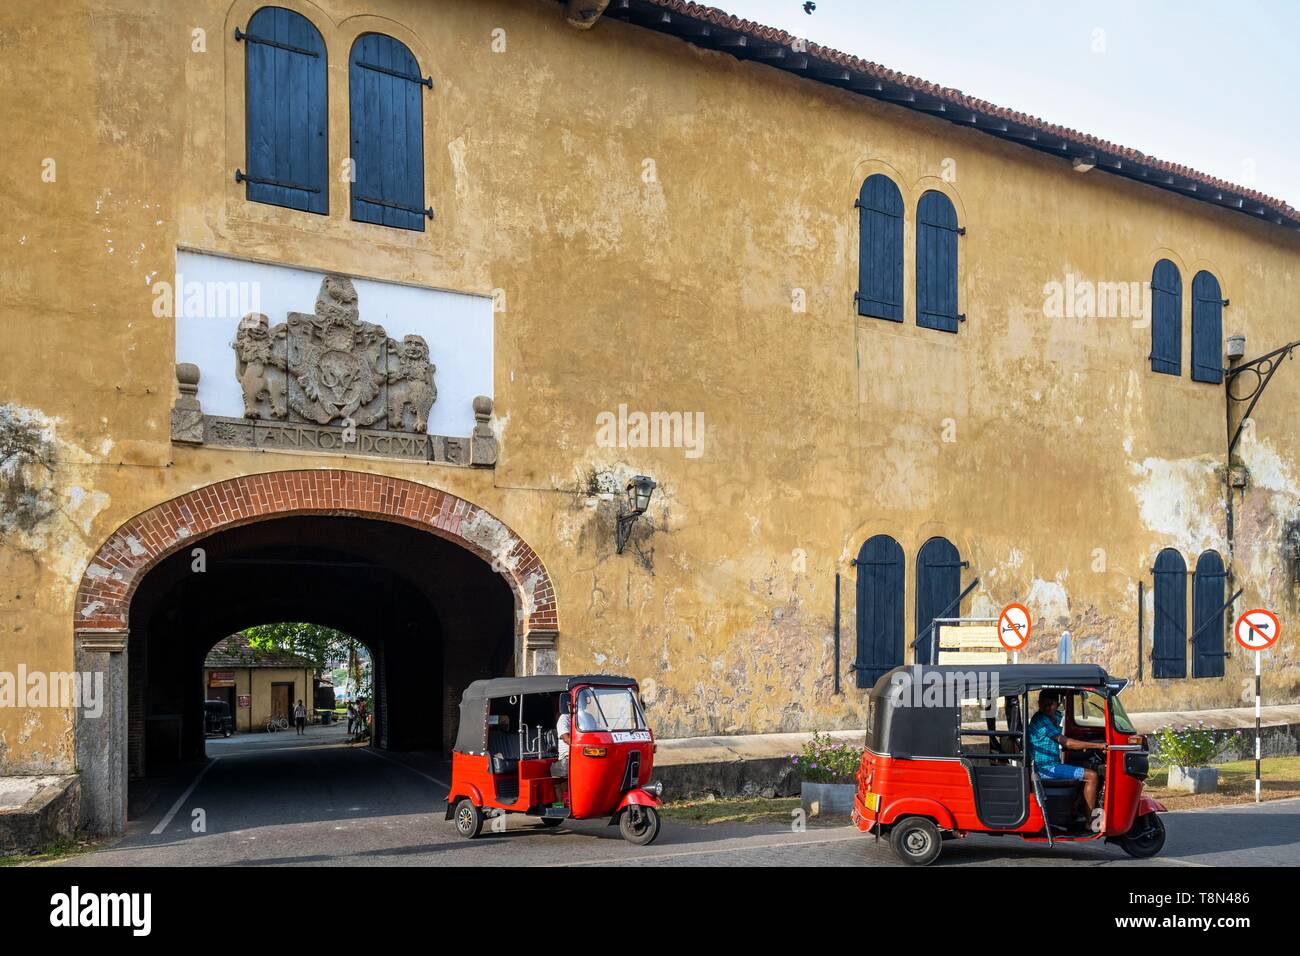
488, 729, 521, 776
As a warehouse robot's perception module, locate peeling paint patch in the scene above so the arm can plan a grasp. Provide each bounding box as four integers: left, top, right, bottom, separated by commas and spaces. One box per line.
1026, 577, 1071, 626
1240, 435, 1297, 494
79, 601, 105, 619
0, 404, 58, 543
65, 485, 111, 535
1128, 456, 1223, 554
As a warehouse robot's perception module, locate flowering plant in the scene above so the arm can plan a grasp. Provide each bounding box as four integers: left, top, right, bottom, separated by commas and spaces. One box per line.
1151, 722, 1237, 768
790, 730, 864, 784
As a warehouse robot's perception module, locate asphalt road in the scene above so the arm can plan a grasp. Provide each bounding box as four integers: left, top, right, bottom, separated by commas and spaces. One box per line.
62, 727, 1300, 867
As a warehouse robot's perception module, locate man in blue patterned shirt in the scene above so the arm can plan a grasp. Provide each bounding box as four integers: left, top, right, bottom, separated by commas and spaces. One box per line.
1028, 690, 1108, 816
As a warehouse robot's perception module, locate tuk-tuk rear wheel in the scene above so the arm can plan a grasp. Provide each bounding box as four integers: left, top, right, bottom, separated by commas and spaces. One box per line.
618, 805, 661, 846
889, 817, 942, 866
453, 798, 484, 839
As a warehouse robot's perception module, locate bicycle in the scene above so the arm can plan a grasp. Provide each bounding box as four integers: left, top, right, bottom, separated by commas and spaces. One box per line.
264, 714, 290, 732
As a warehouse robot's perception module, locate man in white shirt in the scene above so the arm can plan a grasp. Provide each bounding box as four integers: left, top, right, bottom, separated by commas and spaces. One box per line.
554, 711, 571, 771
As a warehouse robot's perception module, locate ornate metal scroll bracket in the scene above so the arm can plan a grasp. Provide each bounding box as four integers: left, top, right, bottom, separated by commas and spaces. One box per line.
1227, 338, 1300, 455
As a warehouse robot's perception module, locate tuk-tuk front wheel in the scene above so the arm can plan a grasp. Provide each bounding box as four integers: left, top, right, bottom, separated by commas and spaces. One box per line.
453, 798, 484, 839
1119, 812, 1165, 858
618, 805, 661, 846
889, 817, 942, 866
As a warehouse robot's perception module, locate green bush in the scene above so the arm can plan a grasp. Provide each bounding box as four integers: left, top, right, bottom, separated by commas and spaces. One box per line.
1151, 722, 1239, 768
790, 731, 864, 785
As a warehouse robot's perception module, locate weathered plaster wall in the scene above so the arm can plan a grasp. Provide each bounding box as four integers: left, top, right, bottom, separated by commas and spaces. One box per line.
3, 0, 1300, 771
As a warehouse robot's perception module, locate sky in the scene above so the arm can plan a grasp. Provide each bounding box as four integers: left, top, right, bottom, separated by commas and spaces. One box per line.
718, 0, 1300, 206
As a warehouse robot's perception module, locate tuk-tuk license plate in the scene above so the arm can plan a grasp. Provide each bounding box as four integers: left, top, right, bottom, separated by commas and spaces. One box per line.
611, 731, 651, 743
861, 791, 880, 812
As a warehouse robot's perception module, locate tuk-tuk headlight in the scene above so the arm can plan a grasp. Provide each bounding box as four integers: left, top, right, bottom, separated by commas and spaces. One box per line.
644, 781, 663, 797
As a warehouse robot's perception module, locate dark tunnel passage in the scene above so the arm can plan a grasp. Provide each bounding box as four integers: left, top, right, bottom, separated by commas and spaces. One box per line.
126, 514, 516, 784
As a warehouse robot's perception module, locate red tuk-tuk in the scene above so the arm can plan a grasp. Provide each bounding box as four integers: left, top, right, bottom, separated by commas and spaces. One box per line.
853, 664, 1166, 865
445, 675, 663, 845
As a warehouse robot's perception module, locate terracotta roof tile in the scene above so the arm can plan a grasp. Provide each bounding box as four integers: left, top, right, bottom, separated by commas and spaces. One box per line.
204, 634, 316, 669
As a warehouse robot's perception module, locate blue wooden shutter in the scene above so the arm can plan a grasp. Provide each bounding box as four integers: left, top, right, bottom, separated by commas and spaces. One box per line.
1192, 551, 1226, 678
350, 34, 429, 231
1152, 548, 1187, 678
1150, 259, 1182, 375
240, 7, 328, 215
855, 535, 904, 687
856, 175, 904, 322
916, 192, 961, 332
915, 537, 961, 664
1191, 271, 1224, 384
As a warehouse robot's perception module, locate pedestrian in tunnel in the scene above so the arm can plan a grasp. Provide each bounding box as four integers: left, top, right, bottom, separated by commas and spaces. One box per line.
294, 699, 307, 735
347, 701, 357, 734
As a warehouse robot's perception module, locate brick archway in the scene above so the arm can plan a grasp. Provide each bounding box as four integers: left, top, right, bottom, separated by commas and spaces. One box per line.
73, 470, 557, 836
74, 470, 558, 644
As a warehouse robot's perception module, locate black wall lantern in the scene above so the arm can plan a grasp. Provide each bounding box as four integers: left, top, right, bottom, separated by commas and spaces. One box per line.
616, 475, 657, 554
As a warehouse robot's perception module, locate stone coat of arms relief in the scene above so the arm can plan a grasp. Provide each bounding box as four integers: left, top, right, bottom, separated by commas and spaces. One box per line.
175, 273, 492, 466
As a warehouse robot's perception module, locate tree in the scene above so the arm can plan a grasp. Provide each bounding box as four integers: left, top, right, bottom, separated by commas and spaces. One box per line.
243, 622, 358, 672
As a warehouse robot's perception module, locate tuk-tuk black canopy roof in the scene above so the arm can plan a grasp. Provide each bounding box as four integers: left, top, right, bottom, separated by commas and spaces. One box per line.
454, 675, 639, 754
872, 664, 1112, 699
865, 664, 1115, 759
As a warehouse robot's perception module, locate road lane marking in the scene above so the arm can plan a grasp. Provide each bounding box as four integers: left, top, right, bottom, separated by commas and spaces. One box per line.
358, 746, 450, 790
545, 828, 864, 866
150, 756, 221, 835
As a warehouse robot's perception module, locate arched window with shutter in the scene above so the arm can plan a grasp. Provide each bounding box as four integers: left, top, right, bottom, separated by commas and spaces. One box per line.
1150, 259, 1182, 375
349, 34, 430, 231
855, 535, 904, 688
238, 7, 328, 214
1192, 550, 1227, 677
915, 537, 962, 664
1152, 548, 1187, 678
856, 175, 904, 322
916, 191, 961, 332
1191, 271, 1225, 384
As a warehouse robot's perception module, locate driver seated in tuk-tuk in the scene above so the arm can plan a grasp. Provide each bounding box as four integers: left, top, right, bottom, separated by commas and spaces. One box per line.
1028, 690, 1108, 815
550, 691, 606, 797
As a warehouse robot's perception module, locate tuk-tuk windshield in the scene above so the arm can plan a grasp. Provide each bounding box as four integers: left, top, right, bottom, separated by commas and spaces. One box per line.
1108, 691, 1137, 735
575, 686, 646, 732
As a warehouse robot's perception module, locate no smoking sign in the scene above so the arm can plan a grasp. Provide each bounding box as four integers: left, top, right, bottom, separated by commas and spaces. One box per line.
1234, 608, 1280, 651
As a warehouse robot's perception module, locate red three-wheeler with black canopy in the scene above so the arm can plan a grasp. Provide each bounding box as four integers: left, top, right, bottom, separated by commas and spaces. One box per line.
853, 664, 1166, 865
445, 675, 663, 845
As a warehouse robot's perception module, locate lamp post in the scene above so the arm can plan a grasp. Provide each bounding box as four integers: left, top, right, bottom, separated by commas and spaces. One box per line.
616, 475, 657, 554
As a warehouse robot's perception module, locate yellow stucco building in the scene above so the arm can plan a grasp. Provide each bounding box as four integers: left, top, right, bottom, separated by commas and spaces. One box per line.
202, 634, 318, 734
2, 0, 1299, 834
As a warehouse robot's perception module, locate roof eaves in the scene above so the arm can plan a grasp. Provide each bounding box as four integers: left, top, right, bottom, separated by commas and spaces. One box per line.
596, 0, 1300, 231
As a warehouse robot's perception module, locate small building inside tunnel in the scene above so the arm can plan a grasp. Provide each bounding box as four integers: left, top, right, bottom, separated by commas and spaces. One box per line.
126, 514, 516, 779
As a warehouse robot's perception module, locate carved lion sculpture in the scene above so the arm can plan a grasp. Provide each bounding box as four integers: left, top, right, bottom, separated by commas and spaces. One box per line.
233, 313, 286, 419
386, 334, 436, 432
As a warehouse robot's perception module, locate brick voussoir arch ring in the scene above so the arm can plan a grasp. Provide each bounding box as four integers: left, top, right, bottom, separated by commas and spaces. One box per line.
74, 470, 558, 635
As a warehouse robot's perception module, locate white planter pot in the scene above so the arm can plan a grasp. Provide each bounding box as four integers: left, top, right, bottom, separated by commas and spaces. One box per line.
800, 781, 856, 817
1168, 765, 1218, 794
